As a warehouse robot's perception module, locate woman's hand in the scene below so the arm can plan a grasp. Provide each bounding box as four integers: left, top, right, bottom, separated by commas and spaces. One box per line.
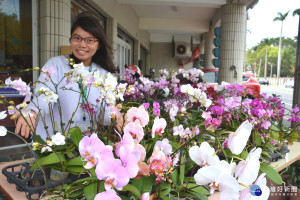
12, 111, 37, 138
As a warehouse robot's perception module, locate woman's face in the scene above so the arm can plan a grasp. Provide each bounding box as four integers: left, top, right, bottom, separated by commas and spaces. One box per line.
70, 27, 99, 66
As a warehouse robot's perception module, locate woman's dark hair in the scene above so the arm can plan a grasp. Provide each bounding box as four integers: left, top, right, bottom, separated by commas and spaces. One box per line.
70, 12, 116, 73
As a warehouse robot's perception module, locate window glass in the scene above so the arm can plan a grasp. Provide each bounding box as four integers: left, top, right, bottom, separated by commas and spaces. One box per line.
0, 0, 32, 83
203, 71, 217, 83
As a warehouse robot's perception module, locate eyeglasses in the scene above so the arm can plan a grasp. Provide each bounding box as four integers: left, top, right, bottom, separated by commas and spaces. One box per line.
70, 35, 98, 44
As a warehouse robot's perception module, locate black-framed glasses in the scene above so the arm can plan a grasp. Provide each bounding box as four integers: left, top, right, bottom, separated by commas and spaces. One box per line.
70, 35, 98, 44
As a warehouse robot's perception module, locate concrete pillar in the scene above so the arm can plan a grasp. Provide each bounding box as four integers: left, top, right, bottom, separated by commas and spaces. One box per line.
204, 31, 215, 69
39, 0, 71, 65
133, 40, 140, 65
218, 3, 247, 84
106, 18, 118, 66
199, 35, 205, 55
293, 20, 300, 132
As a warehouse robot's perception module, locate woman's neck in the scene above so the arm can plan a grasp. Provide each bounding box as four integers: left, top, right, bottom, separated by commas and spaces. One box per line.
83, 61, 91, 67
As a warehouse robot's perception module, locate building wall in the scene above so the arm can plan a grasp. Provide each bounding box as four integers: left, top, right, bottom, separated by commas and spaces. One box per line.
38, 0, 151, 71
150, 43, 193, 76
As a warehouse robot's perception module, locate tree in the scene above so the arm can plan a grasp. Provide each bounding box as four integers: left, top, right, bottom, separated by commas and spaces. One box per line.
246, 37, 296, 78
273, 11, 290, 83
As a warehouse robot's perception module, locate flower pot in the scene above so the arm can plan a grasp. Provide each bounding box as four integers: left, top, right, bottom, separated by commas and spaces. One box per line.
287, 181, 300, 200
50, 168, 69, 182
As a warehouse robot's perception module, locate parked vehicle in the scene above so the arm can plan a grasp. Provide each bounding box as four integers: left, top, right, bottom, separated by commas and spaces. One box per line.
284, 80, 294, 88
202, 69, 261, 97
258, 78, 269, 85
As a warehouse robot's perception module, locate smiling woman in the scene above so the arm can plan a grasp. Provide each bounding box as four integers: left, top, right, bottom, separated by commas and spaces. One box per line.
12, 12, 117, 140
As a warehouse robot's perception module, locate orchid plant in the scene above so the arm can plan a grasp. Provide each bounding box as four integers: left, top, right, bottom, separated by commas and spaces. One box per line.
0, 66, 295, 200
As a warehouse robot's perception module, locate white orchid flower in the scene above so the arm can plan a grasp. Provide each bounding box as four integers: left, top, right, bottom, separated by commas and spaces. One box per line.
0, 126, 7, 136
239, 173, 270, 200
189, 142, 220, 167
41, 146, 52, 153
194, 161, 240, 199
51, 132, 66, 146
43, 92, 59, 103
235, 148, 262, 189
228, 120, 253, 155
0, 111, 7, 120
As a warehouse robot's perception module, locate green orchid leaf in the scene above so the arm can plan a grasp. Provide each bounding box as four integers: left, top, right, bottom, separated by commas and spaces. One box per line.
270, 124, 280, 132
185, 190, 209, 200
83, 182, 98, 200
240, 150, 249, 160
67, 156, 84, 166
122, 184, 142, 199
31, 152, 66, 170
186, 183, 210, 195
180, 155, 186, 185
67, 186, 84, 199
69, 126, 83, 147
169, 168, 179, 187
131, 175, 156, 194
260, 163, 282, 185
66, 165, 86, 174
160, 183, 171, 196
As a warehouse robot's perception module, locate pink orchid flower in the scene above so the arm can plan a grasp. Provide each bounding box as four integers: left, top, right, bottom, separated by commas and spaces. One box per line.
126, 105, 149, 127
189, 142, 220, 167
110, 105, 121, 119
228, 120, 253, 155
96, 158, 130, 191
148, 146, 167, 175
141, 192, 150, 200
154, 138, 172, 156
95, 189, 121, 200
124, 121, 144, 142
151, 117, 167, 138
79, 133, 113, 169
119, 146, 139, 178
115, 132, 135, 157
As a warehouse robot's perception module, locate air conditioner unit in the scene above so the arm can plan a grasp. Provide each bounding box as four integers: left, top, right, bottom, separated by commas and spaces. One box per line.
174, 43, 192, 58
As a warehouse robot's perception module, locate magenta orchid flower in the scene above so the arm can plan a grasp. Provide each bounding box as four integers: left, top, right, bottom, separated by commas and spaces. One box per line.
228, 120, 253, 155
151, 117, 167, 138
95, 189, 121, 200
126, 105, 149, 127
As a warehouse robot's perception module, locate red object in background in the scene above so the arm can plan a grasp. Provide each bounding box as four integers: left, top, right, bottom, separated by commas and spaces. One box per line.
185, 47, 201, 64
126, 65, 142, 76
178, 59, 184, 68
202, 69, 261, 98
